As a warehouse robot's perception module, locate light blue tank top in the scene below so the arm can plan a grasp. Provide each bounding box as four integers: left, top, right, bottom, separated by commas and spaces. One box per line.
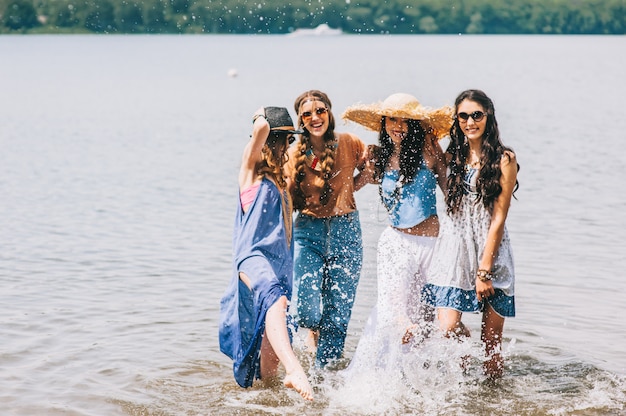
381, 163, 437, 228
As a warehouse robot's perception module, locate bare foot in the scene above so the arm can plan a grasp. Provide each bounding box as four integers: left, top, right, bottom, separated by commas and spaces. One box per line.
461, 354, 471, 374
304, 329, 319, 354
284, 367, 314, 401
483, 353, 503, 379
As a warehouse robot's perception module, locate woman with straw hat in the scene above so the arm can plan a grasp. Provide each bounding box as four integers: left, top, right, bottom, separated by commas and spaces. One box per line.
219, 106, 313, 400
285, 90, 368, 369
341, 93, 452, 370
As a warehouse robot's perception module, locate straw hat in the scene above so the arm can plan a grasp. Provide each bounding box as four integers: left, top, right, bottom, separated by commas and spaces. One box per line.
342, 93, 454, 139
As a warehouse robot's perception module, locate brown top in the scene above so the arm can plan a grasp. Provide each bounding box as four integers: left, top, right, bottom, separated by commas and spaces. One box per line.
286, 132, 366, 218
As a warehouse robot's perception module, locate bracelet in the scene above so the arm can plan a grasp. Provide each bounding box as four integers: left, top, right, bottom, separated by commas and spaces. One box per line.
476, 269, 493, 282
252, 114, 266, 124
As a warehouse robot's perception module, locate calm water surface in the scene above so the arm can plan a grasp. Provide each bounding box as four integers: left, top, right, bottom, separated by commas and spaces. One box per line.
1, 35, 625, 415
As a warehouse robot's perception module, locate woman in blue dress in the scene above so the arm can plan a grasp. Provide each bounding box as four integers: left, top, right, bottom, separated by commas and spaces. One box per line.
219, 106, 313, 400
341, 93, 452, 371
423, 89, 519, 378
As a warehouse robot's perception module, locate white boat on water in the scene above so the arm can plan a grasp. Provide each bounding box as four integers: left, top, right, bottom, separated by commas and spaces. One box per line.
288, 23, 342, 37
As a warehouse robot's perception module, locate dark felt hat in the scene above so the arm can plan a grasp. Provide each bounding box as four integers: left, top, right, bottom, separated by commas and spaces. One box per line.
265, 106, 303, 134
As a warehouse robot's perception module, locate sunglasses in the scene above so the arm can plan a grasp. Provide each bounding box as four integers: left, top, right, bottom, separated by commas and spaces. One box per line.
456, 111, 486, 122
300, 107, 328, 121
270, 130, 296, 144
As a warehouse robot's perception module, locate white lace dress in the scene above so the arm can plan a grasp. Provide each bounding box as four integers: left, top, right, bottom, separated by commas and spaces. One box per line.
423, 166, 516, 317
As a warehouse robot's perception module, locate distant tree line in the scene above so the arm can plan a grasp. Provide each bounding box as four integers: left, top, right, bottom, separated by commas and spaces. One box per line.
1, 0, 624, 34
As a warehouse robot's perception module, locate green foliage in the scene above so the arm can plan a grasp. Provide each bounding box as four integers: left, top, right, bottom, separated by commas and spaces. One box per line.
84, 0, 116, 32
117, 1, 144, 33
0, 0, 623, 34
3, 0, 38, 30
53, 1, 81, 28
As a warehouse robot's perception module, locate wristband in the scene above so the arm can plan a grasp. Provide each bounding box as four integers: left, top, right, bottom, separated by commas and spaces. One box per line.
476, 269, 493, 282
252, 114, 266, 124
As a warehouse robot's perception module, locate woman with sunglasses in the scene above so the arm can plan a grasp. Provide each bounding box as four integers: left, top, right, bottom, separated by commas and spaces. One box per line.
423, 89, 519, 378
285, 90, 367, 369
219, 106, 313, 400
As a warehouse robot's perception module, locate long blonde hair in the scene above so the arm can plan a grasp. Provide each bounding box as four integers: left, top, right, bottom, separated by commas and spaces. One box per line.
257, 137, 287, 189
257, 135, 292, 243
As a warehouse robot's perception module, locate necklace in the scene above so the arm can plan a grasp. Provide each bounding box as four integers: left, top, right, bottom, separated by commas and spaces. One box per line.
305, 148, 322, 171
305, 138, 338, 172
467, 150, 481, 168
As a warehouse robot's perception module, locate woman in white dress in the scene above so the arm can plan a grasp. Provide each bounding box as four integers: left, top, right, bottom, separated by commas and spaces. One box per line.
422, 89, 519, 378
342, 93, 452, 371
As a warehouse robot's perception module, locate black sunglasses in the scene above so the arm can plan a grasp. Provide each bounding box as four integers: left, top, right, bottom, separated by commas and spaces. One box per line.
270, 130, 296, 144
301, 107, 328, 120
456, 111, 486, 122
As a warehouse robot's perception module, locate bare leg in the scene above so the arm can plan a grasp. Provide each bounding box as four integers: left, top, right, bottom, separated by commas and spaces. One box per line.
304, 329, 319, 354
481, 303, 505, 379
239, 272, 313, 400
437, 307, 471, 371
262, 296, 314, 401
259, 332, 280, 380
437, 308, 470, 339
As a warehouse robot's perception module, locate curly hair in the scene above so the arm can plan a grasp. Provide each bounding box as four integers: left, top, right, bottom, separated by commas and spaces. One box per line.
258, 133, 288, 189
291, 90, 337, 210
446, 89, 519, 214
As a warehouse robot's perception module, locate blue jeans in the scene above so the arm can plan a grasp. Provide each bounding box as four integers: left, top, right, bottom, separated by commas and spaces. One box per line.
293, 211, 363, 368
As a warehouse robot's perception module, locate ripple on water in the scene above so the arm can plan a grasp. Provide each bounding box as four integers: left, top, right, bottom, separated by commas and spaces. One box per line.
118, 332, 626, 415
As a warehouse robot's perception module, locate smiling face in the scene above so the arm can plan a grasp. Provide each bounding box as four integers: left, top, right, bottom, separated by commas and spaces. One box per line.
456, 99, 487, 142
299, 99, 329, 138
384, 116, 409, 146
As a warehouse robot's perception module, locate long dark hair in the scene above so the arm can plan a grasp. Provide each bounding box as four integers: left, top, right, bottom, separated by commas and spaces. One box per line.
291, 90, 337, 210
371, 117, 426, 206
446, 89, 519, 214
372, 117, 425, 183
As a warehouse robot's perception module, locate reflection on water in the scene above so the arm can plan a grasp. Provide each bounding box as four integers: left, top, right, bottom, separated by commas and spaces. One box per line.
1, 34, 626, 415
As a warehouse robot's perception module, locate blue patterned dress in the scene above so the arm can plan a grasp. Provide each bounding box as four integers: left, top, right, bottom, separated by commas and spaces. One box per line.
219, 177, 293, 387
423, 166, 515, 317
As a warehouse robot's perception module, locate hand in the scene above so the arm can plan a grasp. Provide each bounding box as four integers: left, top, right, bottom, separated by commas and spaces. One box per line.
402, 324, 417, 344
476, 278, 495, 301
252, 107, 267, 125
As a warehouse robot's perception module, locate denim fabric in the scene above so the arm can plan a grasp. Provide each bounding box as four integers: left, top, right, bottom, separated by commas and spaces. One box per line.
293, 211, 363, 367
422, 284, 516, 318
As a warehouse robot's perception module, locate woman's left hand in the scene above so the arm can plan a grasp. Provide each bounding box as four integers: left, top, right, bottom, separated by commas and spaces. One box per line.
476, 278, 495, 301
402, 324, 418, 344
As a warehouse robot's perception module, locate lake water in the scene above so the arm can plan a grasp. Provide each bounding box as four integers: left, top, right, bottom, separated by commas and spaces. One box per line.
1, 34, 625, 415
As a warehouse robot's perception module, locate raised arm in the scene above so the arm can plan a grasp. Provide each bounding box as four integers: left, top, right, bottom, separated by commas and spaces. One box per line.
239, 108, 270, 190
